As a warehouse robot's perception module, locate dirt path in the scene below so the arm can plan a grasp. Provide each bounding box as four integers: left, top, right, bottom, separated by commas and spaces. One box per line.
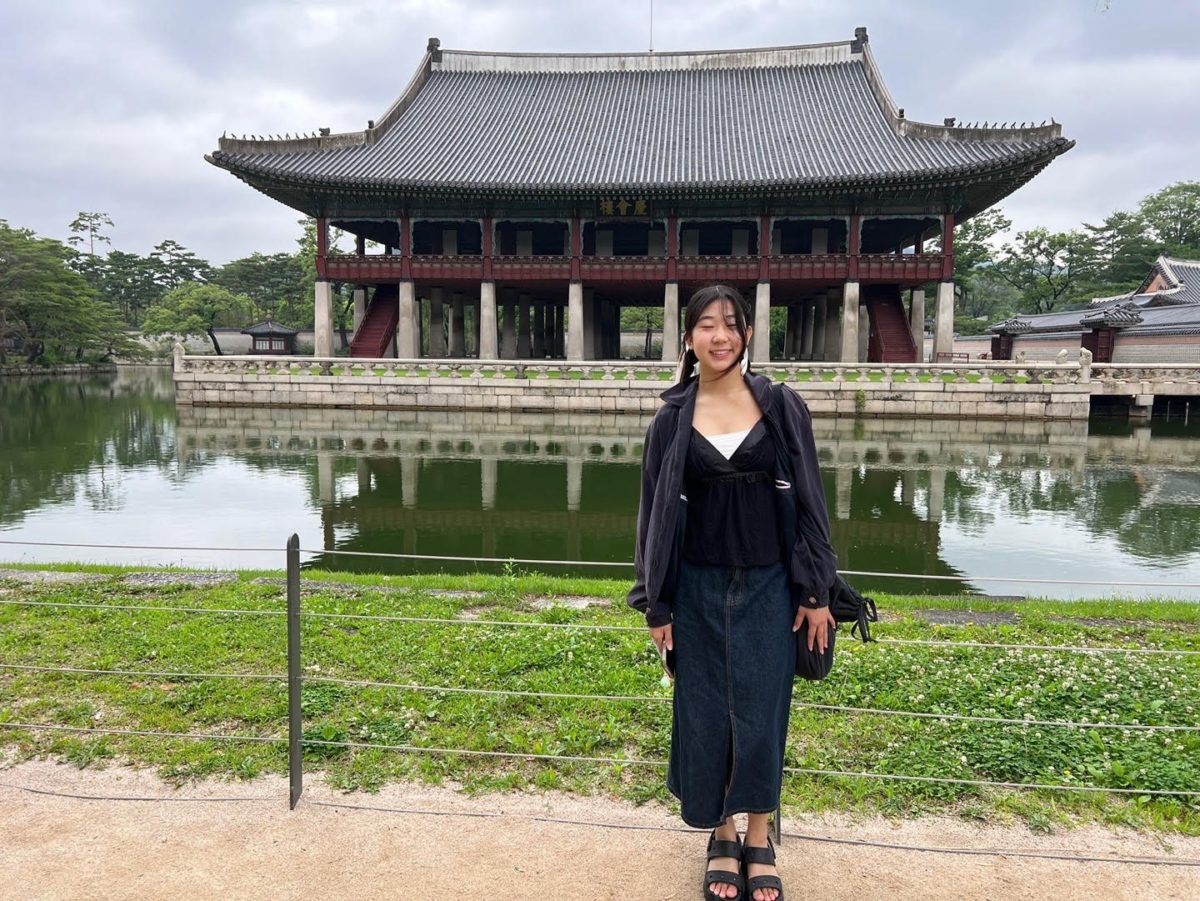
2, 761, 1198, 900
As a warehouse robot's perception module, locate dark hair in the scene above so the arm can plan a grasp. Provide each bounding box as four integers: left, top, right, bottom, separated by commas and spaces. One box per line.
675, 284, 752, 383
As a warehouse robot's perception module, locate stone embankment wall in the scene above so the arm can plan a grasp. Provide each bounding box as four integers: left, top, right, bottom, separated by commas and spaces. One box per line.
0, 363, 118, 377
174, 368, 1093, 420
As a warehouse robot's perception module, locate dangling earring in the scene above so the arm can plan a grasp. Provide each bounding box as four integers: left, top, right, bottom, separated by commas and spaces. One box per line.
740, 352, 749, 375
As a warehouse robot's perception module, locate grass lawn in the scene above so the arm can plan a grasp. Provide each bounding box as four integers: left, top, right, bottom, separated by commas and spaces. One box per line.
1, 564, 1198, 834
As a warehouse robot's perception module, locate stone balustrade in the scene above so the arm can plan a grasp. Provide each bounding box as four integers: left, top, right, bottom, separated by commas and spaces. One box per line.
173, 350, 1198, 420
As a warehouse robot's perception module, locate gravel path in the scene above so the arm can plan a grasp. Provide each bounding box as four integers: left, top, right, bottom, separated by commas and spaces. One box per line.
2, 761, 1198, 900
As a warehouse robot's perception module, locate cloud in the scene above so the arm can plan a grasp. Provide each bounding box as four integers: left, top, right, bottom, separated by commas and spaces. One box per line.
1, 0, 1197, 263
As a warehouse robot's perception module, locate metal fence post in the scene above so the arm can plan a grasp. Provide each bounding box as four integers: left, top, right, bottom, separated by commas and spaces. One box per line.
773, 803, 782, 845
286, 533, 303, 809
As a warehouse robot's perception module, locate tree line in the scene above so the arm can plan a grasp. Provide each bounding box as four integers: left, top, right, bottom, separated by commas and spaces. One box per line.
2, 180, 1196, 364
1, 214, 327, 364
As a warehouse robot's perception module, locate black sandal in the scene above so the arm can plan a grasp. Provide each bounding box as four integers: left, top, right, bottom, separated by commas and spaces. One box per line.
703, 829, 745, 901
742, 838, 783, 901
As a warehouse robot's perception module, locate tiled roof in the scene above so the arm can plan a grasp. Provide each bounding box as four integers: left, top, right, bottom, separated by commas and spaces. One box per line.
207, 33, 1072, 201
241, 319, 299, 336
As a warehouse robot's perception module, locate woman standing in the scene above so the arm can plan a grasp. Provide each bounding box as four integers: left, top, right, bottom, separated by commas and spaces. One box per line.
628, 285, 838, 901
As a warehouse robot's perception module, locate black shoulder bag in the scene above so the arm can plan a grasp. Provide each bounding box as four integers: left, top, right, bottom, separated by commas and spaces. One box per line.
767, 384, 878, 681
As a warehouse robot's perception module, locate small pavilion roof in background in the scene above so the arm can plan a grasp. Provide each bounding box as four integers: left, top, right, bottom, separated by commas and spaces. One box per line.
207, 29, 1073, 215
241, 319, 300, 337
991, 256, 1200, 338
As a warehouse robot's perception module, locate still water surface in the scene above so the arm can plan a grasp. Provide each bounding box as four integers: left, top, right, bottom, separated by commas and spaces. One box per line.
3, 368, 1200, 599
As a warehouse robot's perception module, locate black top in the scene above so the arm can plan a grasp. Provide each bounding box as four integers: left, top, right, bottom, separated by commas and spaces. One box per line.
682, 419, 781, 567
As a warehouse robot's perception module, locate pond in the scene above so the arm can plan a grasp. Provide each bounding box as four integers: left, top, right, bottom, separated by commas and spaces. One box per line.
3, 368, 1200, 600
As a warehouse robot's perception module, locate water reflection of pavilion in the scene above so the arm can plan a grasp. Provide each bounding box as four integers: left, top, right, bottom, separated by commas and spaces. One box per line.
172, 405, 1200, 588
174, 406, 986, 588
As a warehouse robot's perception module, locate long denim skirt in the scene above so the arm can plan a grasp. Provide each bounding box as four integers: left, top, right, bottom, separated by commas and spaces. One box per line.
667, 560, 796, 829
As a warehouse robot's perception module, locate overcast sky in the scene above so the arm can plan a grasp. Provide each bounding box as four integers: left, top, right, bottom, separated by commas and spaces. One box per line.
2, 0, 1197, 264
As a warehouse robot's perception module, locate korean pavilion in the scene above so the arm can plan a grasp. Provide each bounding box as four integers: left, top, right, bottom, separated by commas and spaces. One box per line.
207, 28, 1073, 364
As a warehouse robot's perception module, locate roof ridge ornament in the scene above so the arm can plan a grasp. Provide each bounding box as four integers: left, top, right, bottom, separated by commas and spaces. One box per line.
851, 26, 869, 52
427, 36, 442, 63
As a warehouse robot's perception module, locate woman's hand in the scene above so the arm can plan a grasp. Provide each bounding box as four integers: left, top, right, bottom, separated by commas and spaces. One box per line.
793, 604, 835, 653
650, 623, 673, 653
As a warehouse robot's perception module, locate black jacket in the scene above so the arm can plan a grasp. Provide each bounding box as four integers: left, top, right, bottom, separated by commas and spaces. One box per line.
627, 371, 838, 627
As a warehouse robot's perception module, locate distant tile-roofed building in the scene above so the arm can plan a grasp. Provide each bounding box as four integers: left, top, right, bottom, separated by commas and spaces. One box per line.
208, 29, 1073, 364
988, 256, 1200, 363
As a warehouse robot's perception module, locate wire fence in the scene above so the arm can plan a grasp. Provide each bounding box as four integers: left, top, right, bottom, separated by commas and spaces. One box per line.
2, 535, 1200, 840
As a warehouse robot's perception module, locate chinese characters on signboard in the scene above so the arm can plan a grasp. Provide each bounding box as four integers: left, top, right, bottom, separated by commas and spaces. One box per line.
597, 198, 651, 218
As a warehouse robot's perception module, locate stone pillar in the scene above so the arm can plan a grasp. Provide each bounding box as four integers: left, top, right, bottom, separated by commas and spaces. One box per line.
352, 287, 366, 333
317, 450, 335, 505
501, 288, 517, 359
356, 458, 371, 494
401, 457, 418, 508
662, 282, 680, 362
933, 281, 954, 363
583, 288, 597, 359
480, 457, 497, 510
857, 302, 870, 362
532, 302, 546, 357
839, 282, 860, 363
517, 294, 532, 358
901, 471, 916, 508
314, 281, 335, 357
397, 280, 419, 358
566, 456, 583, 512
785, 306, 798, 360
449, 292, 466, 356
567, 282, 584, 361
553, 303, 565, 358
472, 297, 482, 357
823, 289, 841, 362
928, 467, 946, 522
429, 287, 446, 357
801, 300, 816, 359
910, 288, 926, 362
479, 281, 498, 359
812, 295, 827, 362
752, 282, 771, 364
835, 466, 852, 521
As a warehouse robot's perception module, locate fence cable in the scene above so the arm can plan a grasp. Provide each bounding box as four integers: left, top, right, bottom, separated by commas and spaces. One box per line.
4, 539, 1200, 589
3, 666, 1193, 734
3, 596, 1196, 656
0, 663, 285, 683
0, 598, 283, 617
0, 721, 284, 744
304, 675, 1200, 734
298, 739, 1200, 798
